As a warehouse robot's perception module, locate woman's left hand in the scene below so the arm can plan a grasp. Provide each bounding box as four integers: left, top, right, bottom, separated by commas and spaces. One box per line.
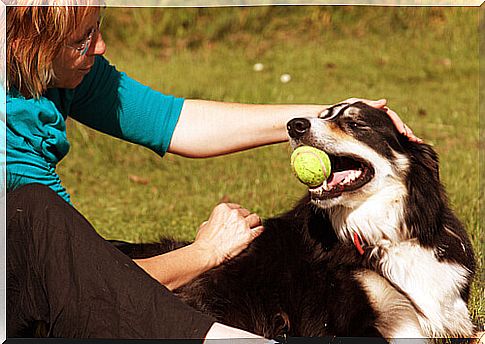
342, 98, 423, 143
193, 203, 264, 267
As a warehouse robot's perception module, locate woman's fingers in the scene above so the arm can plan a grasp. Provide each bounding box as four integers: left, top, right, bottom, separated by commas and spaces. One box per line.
195, 203, 265, 266
218, 203, 259, 224
383, 106, 423, 143
238, 208, 251, 218
250, 225, 265, 238
245, 213, 262, 228
223, 203, 242, 209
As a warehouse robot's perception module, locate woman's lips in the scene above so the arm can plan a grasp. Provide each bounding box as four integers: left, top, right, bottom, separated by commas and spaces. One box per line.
78, 65, 94, 73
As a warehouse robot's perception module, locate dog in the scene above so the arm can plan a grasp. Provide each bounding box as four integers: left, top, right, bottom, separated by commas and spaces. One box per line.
115, 102, 476, 339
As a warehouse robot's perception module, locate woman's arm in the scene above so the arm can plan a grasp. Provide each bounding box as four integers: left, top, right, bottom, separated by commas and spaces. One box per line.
168, 100, 326, 158
133, 242, 216, 291
168, 98, 419, 158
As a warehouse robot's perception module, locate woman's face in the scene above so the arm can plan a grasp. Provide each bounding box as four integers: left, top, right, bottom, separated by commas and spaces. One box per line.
51, 9, 106, 89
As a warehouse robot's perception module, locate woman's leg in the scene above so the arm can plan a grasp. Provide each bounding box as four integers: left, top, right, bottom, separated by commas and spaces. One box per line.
7, 183, 215, 339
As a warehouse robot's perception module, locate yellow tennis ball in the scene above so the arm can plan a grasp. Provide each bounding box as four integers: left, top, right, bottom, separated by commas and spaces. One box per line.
291, 146, 331, 187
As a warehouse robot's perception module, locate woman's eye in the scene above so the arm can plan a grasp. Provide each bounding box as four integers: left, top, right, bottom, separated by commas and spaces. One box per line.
74, 33, 90, 46
73, 38, 85, 46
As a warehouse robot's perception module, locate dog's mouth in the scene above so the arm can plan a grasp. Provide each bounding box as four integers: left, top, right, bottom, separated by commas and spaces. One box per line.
309, 153, 374, 200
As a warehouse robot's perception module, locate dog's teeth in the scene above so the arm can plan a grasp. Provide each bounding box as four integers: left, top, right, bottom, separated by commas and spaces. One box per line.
323, 180, 334, 191
352, 170, 361, 181
340, 171, 361, 185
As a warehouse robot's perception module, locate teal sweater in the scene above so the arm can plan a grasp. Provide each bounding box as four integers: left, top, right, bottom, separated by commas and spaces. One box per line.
6, 56, 184, 203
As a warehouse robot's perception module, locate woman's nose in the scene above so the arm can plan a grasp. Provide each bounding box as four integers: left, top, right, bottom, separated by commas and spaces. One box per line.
89, 32, 106, 56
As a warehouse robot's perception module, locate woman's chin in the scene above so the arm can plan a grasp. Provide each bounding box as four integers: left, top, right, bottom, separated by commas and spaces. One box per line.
50, 76, 84, 89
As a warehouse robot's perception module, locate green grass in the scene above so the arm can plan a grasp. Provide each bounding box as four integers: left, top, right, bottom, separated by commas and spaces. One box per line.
57, 6, 483, 328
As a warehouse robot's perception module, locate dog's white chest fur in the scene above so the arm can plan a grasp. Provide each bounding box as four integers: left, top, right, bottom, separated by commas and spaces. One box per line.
328, 185, 473, 338
375, 240, 473, 337
329, 177, 408, 245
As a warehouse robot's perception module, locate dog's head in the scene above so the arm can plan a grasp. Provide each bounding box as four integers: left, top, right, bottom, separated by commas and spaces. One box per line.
287, 102, 442, 243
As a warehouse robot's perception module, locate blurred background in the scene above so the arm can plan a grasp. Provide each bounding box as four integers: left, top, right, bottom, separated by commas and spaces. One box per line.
56, 6, 483, 326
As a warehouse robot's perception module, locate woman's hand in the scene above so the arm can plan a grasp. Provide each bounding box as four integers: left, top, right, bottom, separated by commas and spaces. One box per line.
193, 203, 264, 267
342, 98, 423, 143
133, 203, 262, 290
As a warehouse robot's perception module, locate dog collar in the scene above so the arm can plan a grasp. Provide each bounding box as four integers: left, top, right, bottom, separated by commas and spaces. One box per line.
353, 232, 365, 255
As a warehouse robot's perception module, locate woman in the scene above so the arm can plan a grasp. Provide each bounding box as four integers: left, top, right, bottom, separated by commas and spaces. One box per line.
6, 3, 420, 341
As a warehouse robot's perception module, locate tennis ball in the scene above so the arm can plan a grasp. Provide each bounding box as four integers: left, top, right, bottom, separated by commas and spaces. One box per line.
291, 146, 331, 187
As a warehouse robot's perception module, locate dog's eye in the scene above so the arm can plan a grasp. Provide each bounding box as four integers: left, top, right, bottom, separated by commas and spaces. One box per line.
348, 121, 361, 128
346, 120, 369, 131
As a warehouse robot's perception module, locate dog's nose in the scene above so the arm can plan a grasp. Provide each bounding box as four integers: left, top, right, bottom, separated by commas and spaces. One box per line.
287, 118, 311, 139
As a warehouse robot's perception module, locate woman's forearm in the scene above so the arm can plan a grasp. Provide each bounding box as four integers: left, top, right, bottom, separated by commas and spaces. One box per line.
133, 242, 217, 291
168, 99, 328, 158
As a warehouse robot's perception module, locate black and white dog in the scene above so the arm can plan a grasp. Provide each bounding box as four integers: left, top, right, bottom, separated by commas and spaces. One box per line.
117, 102, 476, 339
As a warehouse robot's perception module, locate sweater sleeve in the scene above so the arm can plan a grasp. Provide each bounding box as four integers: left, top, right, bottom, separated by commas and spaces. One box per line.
69, 56, 183, 156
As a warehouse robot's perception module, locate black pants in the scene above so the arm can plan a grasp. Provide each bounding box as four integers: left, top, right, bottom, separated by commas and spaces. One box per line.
7, 184, 215, 339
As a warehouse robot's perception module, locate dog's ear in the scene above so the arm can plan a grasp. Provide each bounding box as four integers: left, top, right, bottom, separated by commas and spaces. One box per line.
416, 143, 439, 180
402, 139, 448, 243
402, 138, 440, 181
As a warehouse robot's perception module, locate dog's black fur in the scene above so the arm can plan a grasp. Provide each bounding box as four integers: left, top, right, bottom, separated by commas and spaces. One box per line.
114, 103, 475, 339
115, 201, 386, 338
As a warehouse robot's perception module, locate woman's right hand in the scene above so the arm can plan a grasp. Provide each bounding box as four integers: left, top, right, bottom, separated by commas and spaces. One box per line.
341, 98, 423, 143
193, 203, 264, 267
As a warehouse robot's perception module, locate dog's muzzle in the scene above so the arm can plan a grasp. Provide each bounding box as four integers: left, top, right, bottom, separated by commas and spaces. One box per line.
287, 118, 311, 139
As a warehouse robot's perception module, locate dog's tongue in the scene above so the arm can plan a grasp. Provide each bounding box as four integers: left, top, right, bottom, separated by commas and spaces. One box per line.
327, 171, 352, 188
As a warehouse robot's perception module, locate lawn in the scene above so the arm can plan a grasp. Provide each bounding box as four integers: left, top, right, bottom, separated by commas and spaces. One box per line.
56, 6, 483, 327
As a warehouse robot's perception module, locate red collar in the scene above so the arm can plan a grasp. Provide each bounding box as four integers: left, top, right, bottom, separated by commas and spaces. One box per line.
353, 232, 365, 255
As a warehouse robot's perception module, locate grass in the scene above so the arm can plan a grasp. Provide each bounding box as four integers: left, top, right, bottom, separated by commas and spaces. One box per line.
56, 6, 483, 329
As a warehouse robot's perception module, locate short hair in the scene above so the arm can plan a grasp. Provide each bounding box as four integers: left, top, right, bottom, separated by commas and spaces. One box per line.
7, 1, 100, 98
